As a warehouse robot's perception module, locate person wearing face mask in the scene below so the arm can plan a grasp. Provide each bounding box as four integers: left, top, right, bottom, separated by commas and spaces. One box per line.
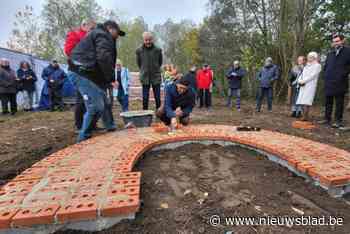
295, 52, 322, 121
289, 56, 306, 118
226, 60, 246, 111
69, 20, 125, 142
41, 60, 67, 112
319, 34, 350, 128
256, 57, 280, 112
136, 32, 163, 110
0, 59, 18, 115
156, 77, 195, 130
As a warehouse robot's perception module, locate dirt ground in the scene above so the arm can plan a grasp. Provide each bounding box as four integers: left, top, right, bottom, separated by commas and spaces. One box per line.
1, 98, 350, 233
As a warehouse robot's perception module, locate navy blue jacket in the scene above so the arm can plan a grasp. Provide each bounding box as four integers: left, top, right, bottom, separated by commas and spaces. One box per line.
17, 68, 37, 92
183, 71, 198, 94
226, 66, 246, 89
323, 46, 350, 96
164, 83, 195, 119
257, 65, 279, 88
42, 65, 66, 90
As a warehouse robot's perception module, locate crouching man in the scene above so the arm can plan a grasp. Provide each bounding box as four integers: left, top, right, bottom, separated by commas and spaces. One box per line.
156, 77, 195, 129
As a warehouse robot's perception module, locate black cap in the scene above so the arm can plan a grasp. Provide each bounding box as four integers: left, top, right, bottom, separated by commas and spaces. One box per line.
103, 20, 126, 37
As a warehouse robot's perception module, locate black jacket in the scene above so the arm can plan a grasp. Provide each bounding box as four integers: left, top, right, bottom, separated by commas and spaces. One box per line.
324, 46, 350, 96
71, 24, 117, 88
17, 68, 37, 92
0, 67, 17, 94
183, 71, 198, 93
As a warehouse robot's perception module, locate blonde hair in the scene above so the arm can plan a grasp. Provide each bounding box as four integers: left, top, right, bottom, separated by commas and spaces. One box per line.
116, 59, 123, 66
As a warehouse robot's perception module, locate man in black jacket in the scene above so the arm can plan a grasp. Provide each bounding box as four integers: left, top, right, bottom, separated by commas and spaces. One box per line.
69, 20, 125, 142
320, 34, 350, 128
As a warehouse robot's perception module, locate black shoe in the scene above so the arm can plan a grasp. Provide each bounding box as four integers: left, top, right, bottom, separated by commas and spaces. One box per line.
296, 112, 302, 118
291, 111, 296, 118
107, 127, 116, 132
332, 122, 344, 129
2, 112, 9, 115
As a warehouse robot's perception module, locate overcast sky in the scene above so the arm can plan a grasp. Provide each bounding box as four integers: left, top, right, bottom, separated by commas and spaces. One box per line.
0, 0, 208, 47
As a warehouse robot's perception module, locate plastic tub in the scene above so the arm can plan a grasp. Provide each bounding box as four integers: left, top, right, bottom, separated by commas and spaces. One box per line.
120, 110, 154, 128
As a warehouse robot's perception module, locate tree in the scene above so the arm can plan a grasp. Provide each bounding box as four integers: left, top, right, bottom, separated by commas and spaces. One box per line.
117, 17, 149, 71
7, 6, 44, 55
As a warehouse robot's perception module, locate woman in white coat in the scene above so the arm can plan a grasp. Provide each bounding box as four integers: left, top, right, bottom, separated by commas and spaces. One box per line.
296, 52, 322, 121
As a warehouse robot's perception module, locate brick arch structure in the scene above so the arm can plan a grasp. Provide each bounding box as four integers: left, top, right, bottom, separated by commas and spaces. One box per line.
0, 124, 350, 232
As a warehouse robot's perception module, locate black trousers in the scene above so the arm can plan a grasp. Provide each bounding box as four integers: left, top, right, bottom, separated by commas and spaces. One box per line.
199, 89, 211, 108
142, 84, 161, 110
325, 94, 345, 123
48, 88, 64, 111
0, 93, 17, 114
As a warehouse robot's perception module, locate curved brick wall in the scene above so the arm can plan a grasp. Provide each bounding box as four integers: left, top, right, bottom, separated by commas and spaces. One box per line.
0, 124, 350, 231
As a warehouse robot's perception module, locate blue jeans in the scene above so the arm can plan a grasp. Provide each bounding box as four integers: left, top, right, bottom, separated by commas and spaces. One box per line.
227, 88, 241, 109
117, 85, 129, 112
68, 71, 116, 142
256, 87, 273, 111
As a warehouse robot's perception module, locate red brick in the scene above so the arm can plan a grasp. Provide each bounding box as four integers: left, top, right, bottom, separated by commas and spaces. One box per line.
100, 195, 140, 217
0, 209, 19, 229
56, 202, 97, 223
12, 205, 60, 227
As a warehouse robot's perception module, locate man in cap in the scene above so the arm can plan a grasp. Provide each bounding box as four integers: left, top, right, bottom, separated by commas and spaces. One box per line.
69, 20, 125, 142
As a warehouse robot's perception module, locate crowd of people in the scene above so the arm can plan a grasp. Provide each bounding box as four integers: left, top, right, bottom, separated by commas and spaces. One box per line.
0, 18, 349, 141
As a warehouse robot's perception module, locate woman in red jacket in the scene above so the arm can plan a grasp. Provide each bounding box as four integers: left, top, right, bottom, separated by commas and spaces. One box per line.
196, 64, 213, 109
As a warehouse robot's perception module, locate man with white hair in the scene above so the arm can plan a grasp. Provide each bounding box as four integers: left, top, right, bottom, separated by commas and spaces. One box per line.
136, 32, 163, 110
0, 58, 18, 115
296, 52, 322, 121
225, 60, 246, 111
256, 57, 280, 112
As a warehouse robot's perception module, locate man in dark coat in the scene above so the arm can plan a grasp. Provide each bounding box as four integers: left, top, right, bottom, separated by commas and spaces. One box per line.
136, 32, 163, 110
70, 20, 125, 142
321, 34, 350, 128
226, 60, 246, 111
183, 65, 198, 95
0, 59, 17, 115
156, 77, 195, 129
256, 57, 280, 112
42, 60, 67, 111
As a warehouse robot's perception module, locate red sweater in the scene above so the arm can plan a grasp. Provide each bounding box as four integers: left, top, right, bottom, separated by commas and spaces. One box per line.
64, 28, 87, 57
196, 69, 213, 89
